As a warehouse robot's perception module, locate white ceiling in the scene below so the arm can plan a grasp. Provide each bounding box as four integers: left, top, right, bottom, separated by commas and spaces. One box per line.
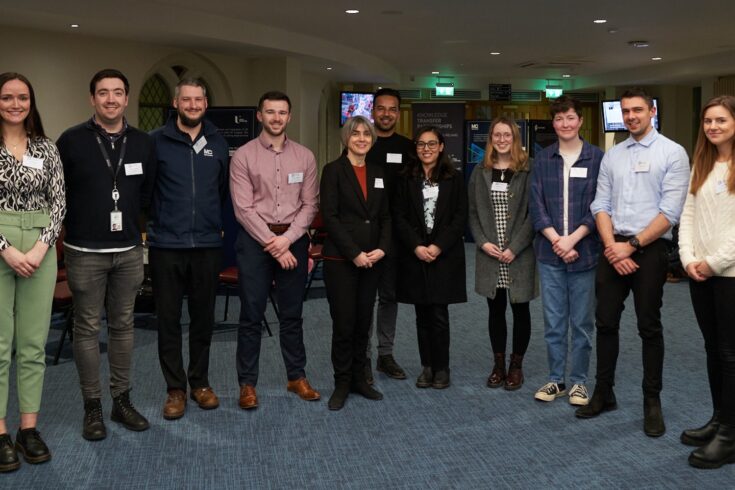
3, 0, 735, 90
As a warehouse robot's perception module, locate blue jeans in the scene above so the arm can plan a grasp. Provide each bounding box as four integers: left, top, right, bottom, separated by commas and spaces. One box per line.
538, 261, 595, 385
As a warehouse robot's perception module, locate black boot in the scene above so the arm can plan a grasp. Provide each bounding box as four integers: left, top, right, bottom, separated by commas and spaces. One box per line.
15, 428, 51, 464
432, 368, 450, 389
82, 398, 107, 441
486, 353, 506, 388
681, 411, 720, 447
416, 366, 433, 388
575, 384, 617, 418
328, 384, 350, 411
350, 381, 383, 400
688, 423, 735, 469
111, 390, 150, 432
643, 397, 666, 437
0, 434, 20, 473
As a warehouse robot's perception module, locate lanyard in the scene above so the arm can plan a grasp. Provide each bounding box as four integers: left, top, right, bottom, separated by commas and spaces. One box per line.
95, 135, 127, 211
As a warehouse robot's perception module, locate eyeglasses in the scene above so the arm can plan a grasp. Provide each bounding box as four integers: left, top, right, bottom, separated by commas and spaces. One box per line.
416, 140, 440, 150
491, 133, 513, 141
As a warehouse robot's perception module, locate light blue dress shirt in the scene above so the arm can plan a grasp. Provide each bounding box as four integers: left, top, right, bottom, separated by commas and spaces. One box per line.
590, 128, 690, 240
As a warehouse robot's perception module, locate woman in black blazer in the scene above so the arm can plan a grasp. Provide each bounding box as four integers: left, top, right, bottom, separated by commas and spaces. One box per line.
393, 126, 467, 389
320, 116, 391, 410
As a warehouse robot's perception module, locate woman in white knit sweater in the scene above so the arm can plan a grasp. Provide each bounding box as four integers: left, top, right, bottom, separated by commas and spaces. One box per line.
678, 95, 735, 470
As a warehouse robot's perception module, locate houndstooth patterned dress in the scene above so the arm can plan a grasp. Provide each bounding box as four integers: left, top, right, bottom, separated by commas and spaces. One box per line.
490, 168, 513, 288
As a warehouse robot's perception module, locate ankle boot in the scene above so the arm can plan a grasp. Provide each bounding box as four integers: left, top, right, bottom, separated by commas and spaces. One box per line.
644, 397, 666, 437
328, 383, 350, 411
0, 433, 20, 472
111, 390, 150, 432
486, 353, 506, 388
575, 384, 617, 418
82, 398, 106, 441
416, 367, 433, 388
432, 368, 450, 389
504, 353, 524, 391
681, 411, 720, 447
689, 423, 735, 469
350, 381, 383, 400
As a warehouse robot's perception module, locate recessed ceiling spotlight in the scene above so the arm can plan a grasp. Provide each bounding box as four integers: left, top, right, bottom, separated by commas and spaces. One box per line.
70, 23, 80, 28
326, 67, 333, 70
345, 9, 359, 14
651, 57, 662, 61
593, 19, 607, 24
490, 52, 501, 56
432, 71, 440, 74
562, 74, 571, 78
607, 28, 618, 34
629, 40, 649, 48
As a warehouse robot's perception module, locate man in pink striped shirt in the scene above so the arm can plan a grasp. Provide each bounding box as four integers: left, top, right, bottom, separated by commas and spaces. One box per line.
229, 91, 320, 409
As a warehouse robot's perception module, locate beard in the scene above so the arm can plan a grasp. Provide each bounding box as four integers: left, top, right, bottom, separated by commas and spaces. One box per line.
178, 110, 204, 128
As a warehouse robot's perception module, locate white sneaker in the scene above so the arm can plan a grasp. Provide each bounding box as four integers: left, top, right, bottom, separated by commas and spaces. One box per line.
568, 384, 590, 406
534, 382, 566, 402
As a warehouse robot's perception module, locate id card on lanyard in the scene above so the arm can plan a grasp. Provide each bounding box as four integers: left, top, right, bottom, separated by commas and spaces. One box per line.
95, 134, 128, 232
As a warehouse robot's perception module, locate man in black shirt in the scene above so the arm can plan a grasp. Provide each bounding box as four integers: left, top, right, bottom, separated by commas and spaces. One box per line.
57, 69, 155, 441
365, 88, 415, 383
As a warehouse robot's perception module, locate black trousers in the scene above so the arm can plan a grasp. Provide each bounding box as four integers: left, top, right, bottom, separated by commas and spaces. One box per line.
487, 288, 531, 355
594, 239, 668, 397
149, 247, 221, 392
415, 304, 450, 371
690, 276, 735, 425
324, 259, 382, 385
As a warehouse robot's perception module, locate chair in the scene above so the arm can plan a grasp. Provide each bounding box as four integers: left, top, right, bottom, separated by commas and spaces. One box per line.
304, 211, 326, 300
218, 266, 274, 336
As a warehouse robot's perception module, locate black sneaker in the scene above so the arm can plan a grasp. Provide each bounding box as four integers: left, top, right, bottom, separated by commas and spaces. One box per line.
111, 390, 150, 432
15, 428, 51, 464
83, 398, 107, 441
376, 355, 407, 379
0, 434, 20, 472
365, 360, 374, 386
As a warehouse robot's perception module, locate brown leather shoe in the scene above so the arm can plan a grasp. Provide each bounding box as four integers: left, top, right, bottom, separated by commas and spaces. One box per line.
286, 378, 321, 401
239, 385, 258, 410
163, 389, 186, 420
191, 387, 220, 410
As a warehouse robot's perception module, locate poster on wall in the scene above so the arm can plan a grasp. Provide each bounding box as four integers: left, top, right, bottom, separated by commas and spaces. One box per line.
529, 120, 557, 158
205, 106, 258, 155
411, 103, 465, 171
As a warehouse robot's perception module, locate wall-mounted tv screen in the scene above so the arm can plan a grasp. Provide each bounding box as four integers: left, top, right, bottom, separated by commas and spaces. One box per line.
602, 98, 660, 132
340, 91, 374, 126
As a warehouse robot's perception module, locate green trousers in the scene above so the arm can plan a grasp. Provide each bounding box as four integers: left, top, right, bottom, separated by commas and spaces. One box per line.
0, 211, 56, 419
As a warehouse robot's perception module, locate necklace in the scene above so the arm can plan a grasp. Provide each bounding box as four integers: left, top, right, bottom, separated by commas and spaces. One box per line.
4, 135, 27, 152
497, 168, 508, 181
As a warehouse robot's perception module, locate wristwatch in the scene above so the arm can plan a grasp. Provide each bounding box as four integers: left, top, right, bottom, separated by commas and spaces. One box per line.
628, 236, 642, 251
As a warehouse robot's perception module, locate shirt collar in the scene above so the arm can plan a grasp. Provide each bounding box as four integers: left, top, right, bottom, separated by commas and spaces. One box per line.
258, 131, 289, 151
625, 127, 658, 148
90, 116, 128, 142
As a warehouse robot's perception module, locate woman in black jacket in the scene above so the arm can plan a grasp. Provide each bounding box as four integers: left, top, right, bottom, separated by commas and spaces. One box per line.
393, 126, 467, 389
320, 116, 391, 410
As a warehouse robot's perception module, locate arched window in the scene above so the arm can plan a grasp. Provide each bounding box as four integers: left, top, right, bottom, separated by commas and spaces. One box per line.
138, 74, 172, 132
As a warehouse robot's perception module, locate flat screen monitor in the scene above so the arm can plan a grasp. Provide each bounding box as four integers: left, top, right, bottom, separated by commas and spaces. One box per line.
340, 91, 374, 126
602, 98, 660, 132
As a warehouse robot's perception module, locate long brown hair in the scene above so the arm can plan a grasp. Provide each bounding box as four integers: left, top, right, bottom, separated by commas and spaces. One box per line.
0, 72, 46, 144
690, 95, 735, 195
482, 116, 528, 171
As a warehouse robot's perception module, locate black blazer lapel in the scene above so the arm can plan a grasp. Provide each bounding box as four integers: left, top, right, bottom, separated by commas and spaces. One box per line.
341, 158, 369, 214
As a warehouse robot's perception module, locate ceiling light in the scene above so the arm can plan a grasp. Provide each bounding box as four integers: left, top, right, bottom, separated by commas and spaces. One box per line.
70, 24, 80, 28
345, 9, 359, 14
651, 57, 662, 61
593, 19, 607, 24
607, 28, 618, 34
432, 71, 440, 74
562, 74, 571, 78
490, 52, 501, 56
326, 67, 333, 70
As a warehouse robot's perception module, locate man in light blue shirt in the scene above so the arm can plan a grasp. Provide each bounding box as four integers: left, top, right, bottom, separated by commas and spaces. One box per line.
576, 88, 689, 439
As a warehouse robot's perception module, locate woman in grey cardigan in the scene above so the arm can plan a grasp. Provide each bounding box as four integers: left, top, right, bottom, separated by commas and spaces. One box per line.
468, 116, 537, 390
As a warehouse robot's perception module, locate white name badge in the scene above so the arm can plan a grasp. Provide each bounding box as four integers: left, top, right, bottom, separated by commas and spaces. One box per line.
288, 172, 304, 184
491, 181, 509, 192
716, 180, 727, 194
386, 153, 403, 164
110, 211, 123, 232
634, 161, 650, 173
374, 178, 384, 189
22, 155, 44, 170
422, 186, 439, 199
193, 136, 208, 154
124, 162, 143, 176
570, 167, 588, 178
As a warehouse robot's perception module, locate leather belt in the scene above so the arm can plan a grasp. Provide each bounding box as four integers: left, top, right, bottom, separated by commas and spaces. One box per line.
267, 223, 290, 235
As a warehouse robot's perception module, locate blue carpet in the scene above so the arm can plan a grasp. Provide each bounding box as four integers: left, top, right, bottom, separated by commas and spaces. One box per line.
3, 245, 733, 488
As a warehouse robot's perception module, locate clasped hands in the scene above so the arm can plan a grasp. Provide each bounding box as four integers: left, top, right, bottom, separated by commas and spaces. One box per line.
549, 235, 579, 264
686, 260, 713, 282
0, 241, 50, 278
414, 244, 441, 263
353, 249, 385, 268
481, 242, 516, 264
603, 241, 639, 276
264, 235, 297, 270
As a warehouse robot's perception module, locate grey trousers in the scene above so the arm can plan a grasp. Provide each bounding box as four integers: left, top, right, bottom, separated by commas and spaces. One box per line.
65, 246, 144, 399
367, 250, 398, 358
